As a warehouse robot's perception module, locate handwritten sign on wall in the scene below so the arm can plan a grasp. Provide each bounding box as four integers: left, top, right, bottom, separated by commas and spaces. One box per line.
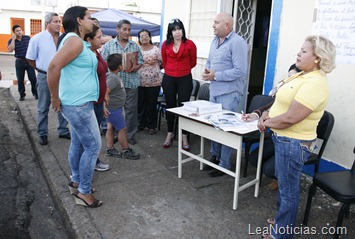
313, 0, 355, 64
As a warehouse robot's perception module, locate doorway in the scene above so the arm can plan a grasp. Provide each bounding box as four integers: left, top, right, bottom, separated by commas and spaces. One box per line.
233, 0, 272, 110
248, 0, 272, 105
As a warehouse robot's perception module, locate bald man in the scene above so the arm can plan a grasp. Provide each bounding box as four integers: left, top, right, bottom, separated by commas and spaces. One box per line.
202, 12, 248, 177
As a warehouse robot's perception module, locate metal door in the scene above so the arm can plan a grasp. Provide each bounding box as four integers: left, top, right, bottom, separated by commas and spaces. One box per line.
233, 0, 257, 112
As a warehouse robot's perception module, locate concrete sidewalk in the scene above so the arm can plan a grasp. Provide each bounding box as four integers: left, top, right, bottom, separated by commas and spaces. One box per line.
10, 84, 354, 239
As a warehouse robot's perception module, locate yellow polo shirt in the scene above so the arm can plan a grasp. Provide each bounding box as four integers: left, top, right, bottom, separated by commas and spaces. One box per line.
269, 70, 329, 140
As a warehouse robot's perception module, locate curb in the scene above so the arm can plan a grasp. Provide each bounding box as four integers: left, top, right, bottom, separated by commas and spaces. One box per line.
9, 85, 103, 239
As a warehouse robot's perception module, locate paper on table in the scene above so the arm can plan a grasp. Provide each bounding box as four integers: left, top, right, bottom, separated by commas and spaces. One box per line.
207, 113, 258, 131
208, 114, 246, 131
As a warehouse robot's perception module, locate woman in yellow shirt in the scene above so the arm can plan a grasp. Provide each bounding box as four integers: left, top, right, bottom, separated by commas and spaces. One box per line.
259, 35, 336, 239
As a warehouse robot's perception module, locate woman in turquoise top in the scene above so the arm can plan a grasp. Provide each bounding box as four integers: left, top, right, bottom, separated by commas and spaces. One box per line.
48, 6, 102, 208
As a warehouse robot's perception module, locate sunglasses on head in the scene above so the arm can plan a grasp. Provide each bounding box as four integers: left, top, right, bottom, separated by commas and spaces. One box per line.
169, 18, 180, 24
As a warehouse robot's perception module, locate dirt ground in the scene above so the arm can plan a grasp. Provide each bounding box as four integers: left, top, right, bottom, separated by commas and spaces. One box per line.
0, 87, 70, 239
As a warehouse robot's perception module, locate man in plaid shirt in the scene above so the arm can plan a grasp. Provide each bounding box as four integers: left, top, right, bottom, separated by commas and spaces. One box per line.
101, 19, 143, 145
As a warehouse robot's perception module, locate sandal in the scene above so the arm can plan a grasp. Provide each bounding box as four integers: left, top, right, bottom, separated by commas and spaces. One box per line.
182, 144, 190, 151
74, 192, 102, 208
68, 181, 96, 195
163, 134, 174, 148
266, 218, 275, 225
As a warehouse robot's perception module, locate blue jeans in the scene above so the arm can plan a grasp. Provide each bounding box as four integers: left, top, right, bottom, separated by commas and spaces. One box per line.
15, 59, 37, 97
36, 73, 69, 137
210, 91, 240, 169
61, 102, 101, 194
272, 134, 313, 239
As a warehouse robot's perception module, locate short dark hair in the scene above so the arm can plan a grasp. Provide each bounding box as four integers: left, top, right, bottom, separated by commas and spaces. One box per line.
12, 25, 21, 32
138, 29, 153, 45
107, 54, 122, 71
166, 18, 187, 45
117, 19, 131, 29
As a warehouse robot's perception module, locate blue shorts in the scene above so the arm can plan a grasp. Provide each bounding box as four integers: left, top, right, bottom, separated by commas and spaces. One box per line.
107, 108, 126, 131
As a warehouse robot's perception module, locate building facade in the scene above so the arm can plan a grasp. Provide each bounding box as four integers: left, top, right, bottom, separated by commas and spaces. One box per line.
0, 0, 161, 52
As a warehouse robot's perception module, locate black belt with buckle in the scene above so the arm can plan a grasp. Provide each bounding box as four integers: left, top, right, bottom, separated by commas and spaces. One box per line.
36, 68, 47, 75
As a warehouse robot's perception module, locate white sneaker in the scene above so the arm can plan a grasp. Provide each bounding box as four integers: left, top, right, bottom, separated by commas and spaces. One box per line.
95, 160, 110, 172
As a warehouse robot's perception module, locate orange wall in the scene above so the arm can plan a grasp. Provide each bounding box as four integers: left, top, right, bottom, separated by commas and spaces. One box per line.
0, 34, 11, 52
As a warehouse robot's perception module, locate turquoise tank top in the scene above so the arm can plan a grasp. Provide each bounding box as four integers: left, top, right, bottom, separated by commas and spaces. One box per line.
58, 32, 98, 106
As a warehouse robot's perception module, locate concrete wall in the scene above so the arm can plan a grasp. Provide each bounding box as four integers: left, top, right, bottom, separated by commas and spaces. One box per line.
273, 0, 355, 168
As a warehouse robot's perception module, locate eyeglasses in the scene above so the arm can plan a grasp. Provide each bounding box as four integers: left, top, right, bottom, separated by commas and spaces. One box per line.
169, 18, 180, 24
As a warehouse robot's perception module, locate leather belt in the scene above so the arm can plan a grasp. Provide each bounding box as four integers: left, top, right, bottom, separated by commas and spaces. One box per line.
36, 68, 47, 75
16, 57, 26, 61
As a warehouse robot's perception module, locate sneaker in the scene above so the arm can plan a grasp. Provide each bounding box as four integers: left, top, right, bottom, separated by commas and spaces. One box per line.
105, 147, 121, 157
95, 161, 110, 172
121, 148, 140, 160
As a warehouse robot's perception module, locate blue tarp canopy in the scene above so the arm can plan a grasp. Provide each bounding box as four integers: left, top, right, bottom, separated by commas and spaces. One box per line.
91, 8, 160, 37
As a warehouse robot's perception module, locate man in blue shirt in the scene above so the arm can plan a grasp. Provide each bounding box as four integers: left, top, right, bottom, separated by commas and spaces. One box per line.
8, 25, 37, 101
26, 12, 70, 146
202, 12, 248, 177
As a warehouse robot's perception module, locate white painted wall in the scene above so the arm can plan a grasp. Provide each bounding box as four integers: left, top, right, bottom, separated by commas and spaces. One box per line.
274, 0, 355, 168
0, 0, 161, 35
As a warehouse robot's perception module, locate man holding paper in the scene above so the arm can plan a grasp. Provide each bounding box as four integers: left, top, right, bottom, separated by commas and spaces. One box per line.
201, 12, 248, 177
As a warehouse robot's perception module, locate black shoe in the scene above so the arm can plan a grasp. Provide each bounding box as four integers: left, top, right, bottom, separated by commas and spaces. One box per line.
204, 155, 220, 170
33, 94, 38, 100
39, 135, 48, 145
128, 138, 137, 145
208, 169, 225, 177
19, 96, 25, 101
59, 133, 71, 139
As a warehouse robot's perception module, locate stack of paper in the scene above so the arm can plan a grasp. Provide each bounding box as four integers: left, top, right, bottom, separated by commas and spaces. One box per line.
182, 100, 222, 115
208, 113, 248, 131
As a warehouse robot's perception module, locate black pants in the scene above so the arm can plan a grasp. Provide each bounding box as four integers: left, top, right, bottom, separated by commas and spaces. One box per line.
162, 73, 192, 132
15, 59, 37, 97
138, 86, 160, 129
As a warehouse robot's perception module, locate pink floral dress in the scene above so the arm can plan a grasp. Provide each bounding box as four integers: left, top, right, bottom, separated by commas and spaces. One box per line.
138, 45, 162, 87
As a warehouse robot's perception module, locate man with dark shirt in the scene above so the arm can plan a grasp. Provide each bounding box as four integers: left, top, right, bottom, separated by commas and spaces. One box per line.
8, 25, 37, 101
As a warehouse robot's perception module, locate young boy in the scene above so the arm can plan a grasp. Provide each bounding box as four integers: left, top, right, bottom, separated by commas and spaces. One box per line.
105, 54, 140, 160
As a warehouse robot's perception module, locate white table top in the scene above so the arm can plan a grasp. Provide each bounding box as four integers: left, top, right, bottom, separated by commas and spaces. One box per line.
167, 107, 259, 135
